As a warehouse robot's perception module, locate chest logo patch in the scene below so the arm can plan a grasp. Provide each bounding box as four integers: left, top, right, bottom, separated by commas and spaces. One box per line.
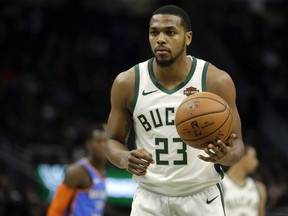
183, 86, 199, 96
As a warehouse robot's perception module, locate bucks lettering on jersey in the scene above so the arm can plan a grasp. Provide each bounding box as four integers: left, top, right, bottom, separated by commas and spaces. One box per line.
221, 175, 260, 216
131, 56, 224, 196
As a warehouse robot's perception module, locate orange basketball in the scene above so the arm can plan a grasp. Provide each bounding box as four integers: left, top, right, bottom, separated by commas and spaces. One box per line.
175, 92, 233, 150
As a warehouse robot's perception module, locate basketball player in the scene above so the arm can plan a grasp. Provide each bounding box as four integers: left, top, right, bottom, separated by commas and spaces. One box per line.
106, 5, 244, 216
46, 123, 107, 216
221, 145, 267, 216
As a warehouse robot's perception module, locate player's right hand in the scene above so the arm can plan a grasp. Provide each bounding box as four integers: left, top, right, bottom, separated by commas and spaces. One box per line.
125, 148, 155, 176
224, 133, 236, 147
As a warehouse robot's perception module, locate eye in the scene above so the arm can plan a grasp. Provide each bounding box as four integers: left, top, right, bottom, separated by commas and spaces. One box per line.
166, 30, 175, 36
150, 30, 158, 36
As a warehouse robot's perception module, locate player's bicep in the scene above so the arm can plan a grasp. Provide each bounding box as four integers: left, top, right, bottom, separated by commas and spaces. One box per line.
256, 181, 267, 216
63, 165, 84, 189
107, 71, 134, 143
47, 183, 74, 216
207, 67, 242, 137
108, 106, 132, 144
220, 77, 242, 139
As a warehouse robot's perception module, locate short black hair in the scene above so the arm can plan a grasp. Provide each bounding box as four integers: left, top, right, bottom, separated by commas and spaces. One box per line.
151, 5, 191, 32
84, 123, 106, 140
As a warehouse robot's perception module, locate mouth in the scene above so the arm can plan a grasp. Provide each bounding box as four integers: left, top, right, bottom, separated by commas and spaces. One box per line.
155, 47, 170, 54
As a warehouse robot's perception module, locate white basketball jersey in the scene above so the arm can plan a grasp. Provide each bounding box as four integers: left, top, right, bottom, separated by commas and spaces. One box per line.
221, 175, 260, 216
131, 56, 223, 196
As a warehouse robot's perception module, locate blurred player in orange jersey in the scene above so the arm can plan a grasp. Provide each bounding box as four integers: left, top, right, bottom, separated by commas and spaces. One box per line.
221, 145, 267, 216
47, 123, 107, 216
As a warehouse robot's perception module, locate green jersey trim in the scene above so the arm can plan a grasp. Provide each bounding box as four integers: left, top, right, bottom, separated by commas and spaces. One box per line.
202, 61, 210, 91
148, 56, 197, 95
217, 183, 226, 216
214, 164, 224, 179
130, 64, 140, 113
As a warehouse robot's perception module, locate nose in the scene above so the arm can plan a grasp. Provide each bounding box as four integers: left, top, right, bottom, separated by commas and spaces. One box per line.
157, 32, 166, 45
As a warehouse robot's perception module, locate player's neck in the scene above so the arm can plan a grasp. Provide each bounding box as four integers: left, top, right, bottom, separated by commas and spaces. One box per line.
88, 157, 106, 176
153, 56, 192, 89
227, 168, 247, 187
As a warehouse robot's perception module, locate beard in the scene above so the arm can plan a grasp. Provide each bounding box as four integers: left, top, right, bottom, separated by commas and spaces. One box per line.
154, 43, 186, 68
155, 58, 174, 67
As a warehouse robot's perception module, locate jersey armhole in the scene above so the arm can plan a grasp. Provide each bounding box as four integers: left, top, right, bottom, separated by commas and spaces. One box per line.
201, 62, 210, 91
129, 64, 140, 114
214, 164, 224, 179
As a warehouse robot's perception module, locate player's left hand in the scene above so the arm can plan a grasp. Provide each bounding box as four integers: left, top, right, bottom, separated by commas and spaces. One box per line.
198, 133, 236, 164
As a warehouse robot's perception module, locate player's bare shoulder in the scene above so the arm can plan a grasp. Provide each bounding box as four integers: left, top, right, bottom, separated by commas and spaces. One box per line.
63, 163, 88, 188
111, 67, 135, 105
207, 64, 234, 89
113, 67, 135, 87
256, 180, 267, 199
206, 64, 236, 104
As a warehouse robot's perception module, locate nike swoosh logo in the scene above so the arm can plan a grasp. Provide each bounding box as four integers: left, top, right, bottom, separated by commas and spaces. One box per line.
142, 90, 158, 96
206, 195, 219, 204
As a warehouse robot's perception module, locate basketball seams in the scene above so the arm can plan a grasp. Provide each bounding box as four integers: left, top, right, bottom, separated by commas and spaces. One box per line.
221, 114, 233, 143
180, 109, 232, 142
184, 96, 226, 105
175, 98, 228, 126
221, 106, 233, 142
179, 95, 227, 106
175, 109, 226, 126
177, 96, 227, 113
175, 92, 233, 149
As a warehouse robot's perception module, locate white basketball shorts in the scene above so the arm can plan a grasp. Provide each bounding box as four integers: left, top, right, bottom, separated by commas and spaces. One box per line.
130, 184, 225, 216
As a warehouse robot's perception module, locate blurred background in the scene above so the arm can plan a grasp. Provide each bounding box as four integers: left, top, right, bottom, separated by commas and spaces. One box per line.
0, 0, 288, 215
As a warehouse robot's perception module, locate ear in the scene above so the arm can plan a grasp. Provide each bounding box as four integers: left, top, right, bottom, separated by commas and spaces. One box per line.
186, 31, 193, 46
85, 140, 91, 151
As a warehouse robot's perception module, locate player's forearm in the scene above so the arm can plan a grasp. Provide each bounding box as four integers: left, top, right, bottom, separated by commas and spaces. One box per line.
47, 184, 74, 216
106, 139, 130, 169
221, 138, 244, 166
